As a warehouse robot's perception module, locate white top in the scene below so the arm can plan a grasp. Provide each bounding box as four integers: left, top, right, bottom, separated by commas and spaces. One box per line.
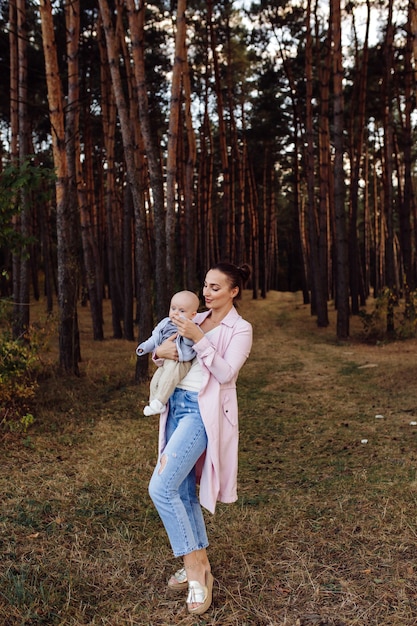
177, 326, 220, 392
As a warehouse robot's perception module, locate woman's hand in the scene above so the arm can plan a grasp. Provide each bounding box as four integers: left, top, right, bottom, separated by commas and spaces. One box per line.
172, 314, 204, 343
155, 334, 179, 360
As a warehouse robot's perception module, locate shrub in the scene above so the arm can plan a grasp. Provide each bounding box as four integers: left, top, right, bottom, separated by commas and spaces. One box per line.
359, 286, 417, 342
397, 284, 417, 339
358, 288, 394, 342
0, 324, 44, 432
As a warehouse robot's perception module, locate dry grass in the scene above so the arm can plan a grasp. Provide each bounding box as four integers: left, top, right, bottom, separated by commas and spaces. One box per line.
2, 292, 417, 625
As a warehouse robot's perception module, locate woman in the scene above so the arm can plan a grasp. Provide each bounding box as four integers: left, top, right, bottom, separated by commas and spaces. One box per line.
148, 262, 253, 615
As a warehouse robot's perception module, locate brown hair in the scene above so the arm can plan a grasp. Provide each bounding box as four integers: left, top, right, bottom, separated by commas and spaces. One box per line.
209, 262, 251, 301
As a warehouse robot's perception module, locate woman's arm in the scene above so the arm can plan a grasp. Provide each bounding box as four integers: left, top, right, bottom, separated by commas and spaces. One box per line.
172, 314, 204, 344
193, 322, 253, 384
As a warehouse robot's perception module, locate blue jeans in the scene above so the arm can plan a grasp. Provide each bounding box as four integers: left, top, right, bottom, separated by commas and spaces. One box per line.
148, 388, 209, 557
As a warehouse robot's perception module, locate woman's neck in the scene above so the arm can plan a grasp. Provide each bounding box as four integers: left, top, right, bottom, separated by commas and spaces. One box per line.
208, 305, 233, 323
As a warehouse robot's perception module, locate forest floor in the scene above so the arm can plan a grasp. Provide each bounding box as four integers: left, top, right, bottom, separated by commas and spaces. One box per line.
2, 291, 417, 626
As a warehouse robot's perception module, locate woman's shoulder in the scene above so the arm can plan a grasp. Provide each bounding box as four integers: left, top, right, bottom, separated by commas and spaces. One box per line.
194, 307, 251, 327
225, 307, 252, 328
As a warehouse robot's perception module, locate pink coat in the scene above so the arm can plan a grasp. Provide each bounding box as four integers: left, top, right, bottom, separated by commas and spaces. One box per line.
155, 306, 253, 514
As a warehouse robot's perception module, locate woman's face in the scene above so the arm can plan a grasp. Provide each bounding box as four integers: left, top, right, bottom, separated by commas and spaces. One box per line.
203, 269, 239, 311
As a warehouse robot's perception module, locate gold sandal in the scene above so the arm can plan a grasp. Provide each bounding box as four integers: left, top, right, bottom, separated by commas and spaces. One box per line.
186, 571, 214, 615
167, 567, 188, 592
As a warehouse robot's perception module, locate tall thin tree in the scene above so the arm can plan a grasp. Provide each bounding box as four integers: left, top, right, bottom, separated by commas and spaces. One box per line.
9, 0, 21, 336
166, 0, 187, 292
126, 0, 168, 318
66, 0, 104, 341
331, 0, 349, 338
98, 0, 153, 382
305, 0, 328, 326
39, 0, 81, 373
382, 0, 397, 291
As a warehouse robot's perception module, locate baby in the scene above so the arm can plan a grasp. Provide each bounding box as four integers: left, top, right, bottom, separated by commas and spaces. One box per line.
136, 290, 200, 415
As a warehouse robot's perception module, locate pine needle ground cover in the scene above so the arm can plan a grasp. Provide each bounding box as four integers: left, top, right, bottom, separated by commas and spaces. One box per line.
1, 292, 417, 626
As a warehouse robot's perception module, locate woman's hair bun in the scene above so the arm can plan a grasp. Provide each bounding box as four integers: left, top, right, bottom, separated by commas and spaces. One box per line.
239, 263, 251, 285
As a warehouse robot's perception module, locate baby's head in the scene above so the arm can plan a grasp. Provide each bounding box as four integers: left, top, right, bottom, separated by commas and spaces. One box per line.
169, 290, 200, 321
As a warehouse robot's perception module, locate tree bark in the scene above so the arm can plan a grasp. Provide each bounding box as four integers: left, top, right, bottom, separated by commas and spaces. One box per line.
97, 17, 124, 338
331, 0, 349, 338
16, 0, 30, 338
197, 104, 216, 275
382, 0, 396, 291
66, 0, 104, 341
39, 0, 81, 374
280, 48, 309, 303
306, 0, 328, 326
316, 10, 331, 316
348, 0, 370, 312
181, 39, 197, 290
9, 0, 21, 337
208, 0, 231, 261
126, 0, 168, 318
97, 0, 153, 382
166, 0, 187, 292
122, 184, 134, 341
400, 5, 415, 289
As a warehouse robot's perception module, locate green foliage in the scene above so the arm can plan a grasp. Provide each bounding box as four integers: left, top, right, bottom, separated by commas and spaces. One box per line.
0, 330, 38, 431
397, 284, 417, 339
0, 307, 51, 432
359, 288, 392, 342
359, 286, 417, 342
0, 156, 55, 253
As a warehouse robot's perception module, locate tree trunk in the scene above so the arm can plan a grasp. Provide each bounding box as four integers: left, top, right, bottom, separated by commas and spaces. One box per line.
97, 18, 124, 338
122, 184, 134, 341
348, 0, 370, 312
39, 0, 81, 374
181, 40, 197, 291
126, 0, 167, 318
259, 149, 269, 298
306, 0, 328, 326
166, 0, 187, 292
363, 145, 371, 299
16, 0, 30, 338
208, 0, 231, 261
197, 104, 216, 276
382, 0, 396, 291
400, 5, 415, 289
9, 0, 21, 329
410, 0, 417, 84
281, 50, 309, 303
98, 0, 153, 382
317, 13, 331, 314
66, 0, 104, 341
39, 200, 54, 314
331, 0, 349, 338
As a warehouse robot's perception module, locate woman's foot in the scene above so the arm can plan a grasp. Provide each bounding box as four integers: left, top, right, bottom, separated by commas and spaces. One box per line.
183, 549, 212, 612
186, 570, 214, 615
167, 567, 188, 592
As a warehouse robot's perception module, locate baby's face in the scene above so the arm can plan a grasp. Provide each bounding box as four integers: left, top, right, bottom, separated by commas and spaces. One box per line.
169, 294, 196, 321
